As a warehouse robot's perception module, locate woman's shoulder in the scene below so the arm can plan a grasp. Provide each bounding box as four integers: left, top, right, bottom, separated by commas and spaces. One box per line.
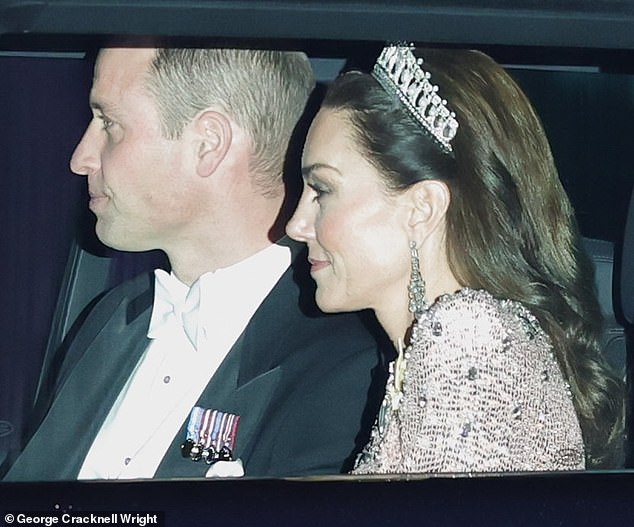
427, 287, 540, 325
428, 287, 527, 314
417, 288, 550, 352
413, 288, 567, 403
404, 289, 584, 473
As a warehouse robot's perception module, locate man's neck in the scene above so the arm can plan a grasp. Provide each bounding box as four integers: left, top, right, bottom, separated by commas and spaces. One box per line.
165, 187, 287, 286
167, 237, 279, 286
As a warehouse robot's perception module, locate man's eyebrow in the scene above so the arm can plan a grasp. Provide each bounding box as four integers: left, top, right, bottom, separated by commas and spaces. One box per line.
89, 100, 104, 112
301, 163, 342, 179
89, 100, 119, 115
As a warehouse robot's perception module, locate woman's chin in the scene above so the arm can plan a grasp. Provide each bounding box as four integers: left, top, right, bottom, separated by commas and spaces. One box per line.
315, 291, 354, 314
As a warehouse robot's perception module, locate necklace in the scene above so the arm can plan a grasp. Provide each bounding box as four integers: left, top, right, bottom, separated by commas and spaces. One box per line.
377, 337, 409, 437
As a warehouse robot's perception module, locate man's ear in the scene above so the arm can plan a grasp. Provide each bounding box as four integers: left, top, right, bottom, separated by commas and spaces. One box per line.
194, 110, 232, 178
407, 179, 451, 242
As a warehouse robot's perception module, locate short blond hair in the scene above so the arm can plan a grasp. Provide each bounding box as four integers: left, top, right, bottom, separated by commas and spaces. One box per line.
146, 48, 315, 196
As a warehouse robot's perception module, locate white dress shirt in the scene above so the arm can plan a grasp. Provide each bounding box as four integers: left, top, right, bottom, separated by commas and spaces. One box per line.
78, 243, 291, 479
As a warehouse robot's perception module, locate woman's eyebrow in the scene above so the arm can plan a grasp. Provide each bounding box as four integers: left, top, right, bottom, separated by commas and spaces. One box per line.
301, 162, 342, 179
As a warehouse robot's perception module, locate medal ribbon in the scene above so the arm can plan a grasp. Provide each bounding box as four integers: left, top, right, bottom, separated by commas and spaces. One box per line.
181, 406, 241, 463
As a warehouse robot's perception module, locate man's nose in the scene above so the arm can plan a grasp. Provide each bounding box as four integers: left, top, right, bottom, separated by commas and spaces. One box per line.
69, 124, 100, 177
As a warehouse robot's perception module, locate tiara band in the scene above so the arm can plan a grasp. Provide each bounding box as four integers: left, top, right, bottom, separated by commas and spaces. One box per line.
372, 44, 459, 154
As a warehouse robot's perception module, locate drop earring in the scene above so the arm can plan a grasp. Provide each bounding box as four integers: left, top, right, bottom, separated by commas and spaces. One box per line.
408, 240, 428, 320
392, 240, 428, 406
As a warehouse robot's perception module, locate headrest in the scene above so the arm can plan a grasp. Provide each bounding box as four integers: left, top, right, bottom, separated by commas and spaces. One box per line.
621, 188, 634, 325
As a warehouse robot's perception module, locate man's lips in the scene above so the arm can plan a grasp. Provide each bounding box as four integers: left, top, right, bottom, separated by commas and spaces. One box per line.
308, 257, 330, 273
88, 192, 109, 211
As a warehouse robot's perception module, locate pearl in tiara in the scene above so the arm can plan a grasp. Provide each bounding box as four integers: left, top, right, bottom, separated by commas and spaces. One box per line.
372, 44, 459, 154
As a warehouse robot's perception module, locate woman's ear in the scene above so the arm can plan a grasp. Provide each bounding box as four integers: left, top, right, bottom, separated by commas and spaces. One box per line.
194, 110, 232, 178
407, 179, 451, 241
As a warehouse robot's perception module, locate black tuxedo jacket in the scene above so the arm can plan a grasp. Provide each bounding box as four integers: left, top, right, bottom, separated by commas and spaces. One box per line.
4, 247, 388, 480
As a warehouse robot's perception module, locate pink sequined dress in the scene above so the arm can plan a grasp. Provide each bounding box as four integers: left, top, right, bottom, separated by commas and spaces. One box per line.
353, 288, 585, 474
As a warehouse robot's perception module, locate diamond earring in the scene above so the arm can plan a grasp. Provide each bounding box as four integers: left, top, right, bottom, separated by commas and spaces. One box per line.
408, 241, 428, 319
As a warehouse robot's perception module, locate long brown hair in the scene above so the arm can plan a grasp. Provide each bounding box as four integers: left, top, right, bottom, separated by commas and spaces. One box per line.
323, 48, 624, 467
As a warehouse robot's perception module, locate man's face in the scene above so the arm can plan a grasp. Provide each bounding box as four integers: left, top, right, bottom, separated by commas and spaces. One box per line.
70, 48, 198, 252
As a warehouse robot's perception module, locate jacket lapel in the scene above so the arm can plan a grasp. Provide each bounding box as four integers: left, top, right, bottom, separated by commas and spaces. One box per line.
154, 332, 283, 478
155, 254, 303, 478
5, 275, 154, 481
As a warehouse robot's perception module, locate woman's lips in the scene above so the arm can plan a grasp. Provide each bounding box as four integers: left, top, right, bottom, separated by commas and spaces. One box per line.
308, 257, 330, 273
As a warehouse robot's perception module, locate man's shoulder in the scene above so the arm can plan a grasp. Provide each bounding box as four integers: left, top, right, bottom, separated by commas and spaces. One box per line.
260, 262, 390, 361
63, 271, 154, 344
267, 257, 376, 331
87, 271, 154, 314
106, 271, 154, 298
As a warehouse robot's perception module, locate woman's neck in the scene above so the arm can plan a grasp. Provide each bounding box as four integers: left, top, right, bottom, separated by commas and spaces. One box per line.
375, 273, 462, 348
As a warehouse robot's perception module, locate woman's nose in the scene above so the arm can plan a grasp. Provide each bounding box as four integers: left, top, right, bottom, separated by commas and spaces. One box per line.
286, 196, 315, 243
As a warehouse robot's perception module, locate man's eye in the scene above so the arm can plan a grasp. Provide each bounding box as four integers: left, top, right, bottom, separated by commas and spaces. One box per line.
96, 114, 114, 131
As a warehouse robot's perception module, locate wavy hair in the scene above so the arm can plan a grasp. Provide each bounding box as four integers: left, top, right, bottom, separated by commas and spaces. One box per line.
322, 48, 624, 468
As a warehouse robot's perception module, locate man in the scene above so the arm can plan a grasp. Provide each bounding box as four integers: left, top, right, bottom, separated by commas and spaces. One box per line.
3, 46, 387, 480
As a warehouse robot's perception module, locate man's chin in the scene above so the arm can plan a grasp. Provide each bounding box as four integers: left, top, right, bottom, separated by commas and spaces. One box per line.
94, 223, 152, 253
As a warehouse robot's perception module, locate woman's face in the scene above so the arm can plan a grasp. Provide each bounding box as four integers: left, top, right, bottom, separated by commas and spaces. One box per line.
286, 108, 411, 315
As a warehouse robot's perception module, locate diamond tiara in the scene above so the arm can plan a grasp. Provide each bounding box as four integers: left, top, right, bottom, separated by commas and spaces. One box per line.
372, 44, 459, 154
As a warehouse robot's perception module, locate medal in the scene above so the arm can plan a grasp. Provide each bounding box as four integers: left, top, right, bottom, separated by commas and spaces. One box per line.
180, 407, 241, 465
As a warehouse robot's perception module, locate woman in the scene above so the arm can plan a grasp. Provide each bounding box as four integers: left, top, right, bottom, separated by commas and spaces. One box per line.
286, 44, 624, 473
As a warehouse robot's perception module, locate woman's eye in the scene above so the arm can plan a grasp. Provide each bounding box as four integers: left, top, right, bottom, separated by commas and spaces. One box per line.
308, 183, 329, 202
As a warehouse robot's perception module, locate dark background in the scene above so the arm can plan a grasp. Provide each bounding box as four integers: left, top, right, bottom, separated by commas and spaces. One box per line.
0, 53, 92, 459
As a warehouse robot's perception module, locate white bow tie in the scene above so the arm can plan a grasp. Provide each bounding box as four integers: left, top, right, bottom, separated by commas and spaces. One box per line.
148, 270, 204, 350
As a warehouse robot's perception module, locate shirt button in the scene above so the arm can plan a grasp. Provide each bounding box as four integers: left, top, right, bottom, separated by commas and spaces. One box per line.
163, 376, 171, 384
124, 457, 131, 466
